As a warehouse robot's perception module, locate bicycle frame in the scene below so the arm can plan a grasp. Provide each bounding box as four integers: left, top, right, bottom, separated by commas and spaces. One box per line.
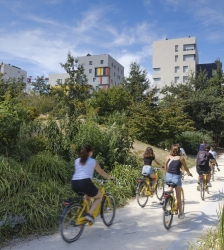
75, 182, 108, 226
137, 171, 159, 196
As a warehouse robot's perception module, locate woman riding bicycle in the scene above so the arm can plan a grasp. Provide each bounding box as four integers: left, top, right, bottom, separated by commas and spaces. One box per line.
165, 144, 192, 219
72, 144, 113, 223
142, 147, 164, 190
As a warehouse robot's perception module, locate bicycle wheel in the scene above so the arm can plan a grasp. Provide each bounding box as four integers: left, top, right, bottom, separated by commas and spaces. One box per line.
163, 197, 173, 230
181, 188, 184, 213
59, 204, 85, 243
156, 178, 164, 201
136, 182, 149, 208
200, 178, 205, 201
101, 194, 116, 226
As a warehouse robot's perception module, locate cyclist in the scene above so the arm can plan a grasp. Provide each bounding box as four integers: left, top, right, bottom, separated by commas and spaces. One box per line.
142, 147, 164, 190
198, 141, 206, 151
165, 144, 192, 219
209, 146, 220, 171
178, 142, 188, 159
72, 144, 114, 223
196, 145, 217, 190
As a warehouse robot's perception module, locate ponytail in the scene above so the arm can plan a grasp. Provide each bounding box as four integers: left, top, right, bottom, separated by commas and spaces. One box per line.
80, 144, 93, 165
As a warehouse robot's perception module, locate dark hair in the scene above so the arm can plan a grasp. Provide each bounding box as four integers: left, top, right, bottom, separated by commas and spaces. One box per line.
177, 142, 182, 147
170, 144, 181, 156
143, 147, 155, 158
204, 144, 210, 152
80, 144, 93, 165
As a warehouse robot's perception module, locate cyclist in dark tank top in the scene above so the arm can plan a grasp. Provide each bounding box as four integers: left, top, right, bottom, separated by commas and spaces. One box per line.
165, 144, 192, 219
142, 147, 164, 190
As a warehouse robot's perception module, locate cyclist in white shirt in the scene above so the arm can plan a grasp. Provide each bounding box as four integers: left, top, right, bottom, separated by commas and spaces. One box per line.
209, 146, 220, 171
72, 144, 114, 223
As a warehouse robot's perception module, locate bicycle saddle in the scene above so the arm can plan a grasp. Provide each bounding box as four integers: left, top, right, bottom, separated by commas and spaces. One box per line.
166, 182, 177, 188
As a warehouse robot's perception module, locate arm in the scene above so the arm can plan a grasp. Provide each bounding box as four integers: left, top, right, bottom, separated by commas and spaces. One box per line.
94, 162, 113, 179
165, 156, 169, 172
180, 157, 192, 176
154, 159, 164, 168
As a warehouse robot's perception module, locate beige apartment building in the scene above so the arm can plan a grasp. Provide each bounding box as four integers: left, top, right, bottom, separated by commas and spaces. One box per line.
152, 37, 198, 93
0, 63, 27, 83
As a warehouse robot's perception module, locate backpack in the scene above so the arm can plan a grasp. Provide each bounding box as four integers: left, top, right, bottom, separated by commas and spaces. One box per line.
196, 151, 209, 166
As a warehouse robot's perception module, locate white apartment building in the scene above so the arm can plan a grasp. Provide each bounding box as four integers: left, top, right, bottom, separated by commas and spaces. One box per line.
49, 54, 124, 90
0, 63, 27, 83
152, 37, 199, 92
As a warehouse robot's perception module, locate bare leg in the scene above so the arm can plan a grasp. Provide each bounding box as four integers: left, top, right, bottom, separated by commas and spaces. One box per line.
207, 172, 211, 183
88, 191, 102, 216
175, 187, 182, 215
149, 173, 157, 188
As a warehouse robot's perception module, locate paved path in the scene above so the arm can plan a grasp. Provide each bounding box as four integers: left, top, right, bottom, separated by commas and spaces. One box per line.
3, 155, 224, 250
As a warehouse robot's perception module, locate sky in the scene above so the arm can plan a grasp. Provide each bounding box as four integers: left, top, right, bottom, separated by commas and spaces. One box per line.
0, 0, 224, 81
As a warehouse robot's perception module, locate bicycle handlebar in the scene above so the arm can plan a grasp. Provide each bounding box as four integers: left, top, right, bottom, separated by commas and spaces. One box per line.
92, 178, 113, 184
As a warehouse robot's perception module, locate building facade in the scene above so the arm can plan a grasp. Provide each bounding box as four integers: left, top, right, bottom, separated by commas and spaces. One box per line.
0, 63, 27, 83
48, 73, 69, 86
49, 54, 124, 90
78, 54, 124, 90
152, 37, 199, 91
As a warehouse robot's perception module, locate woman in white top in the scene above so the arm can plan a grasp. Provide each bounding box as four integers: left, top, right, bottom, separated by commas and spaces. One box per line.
72, 144, 113, 223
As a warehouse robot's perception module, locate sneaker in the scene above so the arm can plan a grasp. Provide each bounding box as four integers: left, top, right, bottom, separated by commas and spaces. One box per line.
85, 214, 95, 223
217, 167, 220, 171
207, 182, 212, 187
197, 185, 200, 191
160, 199, 164, 205
178, 213, 185, 219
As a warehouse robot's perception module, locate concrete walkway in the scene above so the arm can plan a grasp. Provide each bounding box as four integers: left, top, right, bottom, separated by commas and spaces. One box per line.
3, 155, 224, 250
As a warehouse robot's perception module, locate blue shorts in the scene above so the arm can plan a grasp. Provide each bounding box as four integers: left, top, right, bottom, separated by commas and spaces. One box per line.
165, 173, 182, 187
142, 165, 154, 176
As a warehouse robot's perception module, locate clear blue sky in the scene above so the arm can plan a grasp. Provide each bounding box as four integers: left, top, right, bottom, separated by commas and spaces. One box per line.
0, 0, 223, 81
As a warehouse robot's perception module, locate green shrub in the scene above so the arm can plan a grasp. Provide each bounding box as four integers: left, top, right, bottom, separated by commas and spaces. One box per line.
176, 131, 213, 154
26, 151, 71, 184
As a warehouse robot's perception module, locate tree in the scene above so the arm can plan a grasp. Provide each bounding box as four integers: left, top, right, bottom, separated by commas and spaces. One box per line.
122, 62, 150, 102
31, 76, 50, 95
89, 86, 132, 118
58, 51, 91, 116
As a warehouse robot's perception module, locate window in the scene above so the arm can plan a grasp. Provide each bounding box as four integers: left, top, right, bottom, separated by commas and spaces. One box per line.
183, 44, 195, 51
114, 65, 116, 69
175, 66, 179, 73
89, 61, 92, 65
153, 68, 160, 73
175, 55, 178, 62
95, 86, 99, 90
183, 66, 188, 73
93, 78, 96, 82
114, 73, 115, 76
100, 60, 104, 64
183, 54, 195, 61
121, 70, 123, 74
118, 67, 119, 71
95, 67, 108, 76
174, 77, 179, 83
183, 76, 188, 83
153, 78, 161, 83
57, 79, 62, 84
112, 63, 113, 67
111, 79, 113, 84
175, 45, 178, 52
89, 69, 92, 73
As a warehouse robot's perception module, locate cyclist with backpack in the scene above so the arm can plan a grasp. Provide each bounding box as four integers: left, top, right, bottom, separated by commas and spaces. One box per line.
196, 145, 218, 190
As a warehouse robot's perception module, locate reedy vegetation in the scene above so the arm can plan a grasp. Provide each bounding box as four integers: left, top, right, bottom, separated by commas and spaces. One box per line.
0, 53, 223, 244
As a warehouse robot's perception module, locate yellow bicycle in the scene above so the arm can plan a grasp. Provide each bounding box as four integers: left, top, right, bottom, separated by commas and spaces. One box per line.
136, 168, 164, 207
162, 182, 184, 229
58, 178, 116, 242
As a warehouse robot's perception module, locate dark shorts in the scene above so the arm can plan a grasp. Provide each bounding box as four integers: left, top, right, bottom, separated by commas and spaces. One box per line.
196, 166, 211, 174
72, 178, 98, 197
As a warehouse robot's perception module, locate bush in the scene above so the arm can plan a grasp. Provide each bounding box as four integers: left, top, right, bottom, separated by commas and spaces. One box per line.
176, 131, 213, 154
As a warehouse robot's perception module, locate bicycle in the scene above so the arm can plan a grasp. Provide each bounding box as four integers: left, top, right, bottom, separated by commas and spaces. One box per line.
199, 171, 210, 201
136, 168, 164, 208
58, 178, 116, 243
162, 182, 184, 229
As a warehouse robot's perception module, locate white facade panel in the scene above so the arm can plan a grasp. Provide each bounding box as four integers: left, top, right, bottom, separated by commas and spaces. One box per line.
0, 63, 27, 83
